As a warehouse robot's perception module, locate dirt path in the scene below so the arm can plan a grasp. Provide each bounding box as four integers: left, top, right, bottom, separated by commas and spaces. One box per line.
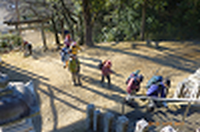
1, 31, 200, 131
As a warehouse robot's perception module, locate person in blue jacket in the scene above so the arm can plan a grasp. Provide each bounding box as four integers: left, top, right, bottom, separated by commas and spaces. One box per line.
146, 79, 171, 110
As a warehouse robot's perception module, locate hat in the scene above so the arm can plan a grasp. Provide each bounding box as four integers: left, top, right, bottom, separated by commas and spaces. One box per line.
138, 75, 144, 82
66, 34, 71, 40
106, 60, 112, 67
24, 40, 28, 45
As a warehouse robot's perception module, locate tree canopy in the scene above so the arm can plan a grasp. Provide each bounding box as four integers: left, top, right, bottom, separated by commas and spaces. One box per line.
11, 0, 200, 46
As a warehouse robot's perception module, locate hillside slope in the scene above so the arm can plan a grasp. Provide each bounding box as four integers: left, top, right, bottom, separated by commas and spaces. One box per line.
1, 37, 200, 131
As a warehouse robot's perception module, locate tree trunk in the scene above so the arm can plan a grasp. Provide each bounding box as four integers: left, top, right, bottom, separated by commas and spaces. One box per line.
140, 0, 146, 41
51, 18, 61, 50
77, 14, 84, 45
40, 22, 48, 51
60, 19, 65, 39
59, 0, 76, 40
82, 0, 94, 46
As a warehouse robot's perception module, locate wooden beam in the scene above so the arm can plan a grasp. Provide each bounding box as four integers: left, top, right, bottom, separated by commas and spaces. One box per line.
128, 95, 200, 103
8, 24, 51, 32
3, 18, 51, 25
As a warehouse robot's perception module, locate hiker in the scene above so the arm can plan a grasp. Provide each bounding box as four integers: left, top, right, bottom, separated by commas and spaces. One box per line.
70, 41, 81, 56
60, 44, 71, 68
23, 40, 32, 56
100, 60, 113, 88
64, 34, 72, 47
125, 71, 144, 104
68, 54, 81, 86
146, 78, 171, 110
147, 78, 171, 98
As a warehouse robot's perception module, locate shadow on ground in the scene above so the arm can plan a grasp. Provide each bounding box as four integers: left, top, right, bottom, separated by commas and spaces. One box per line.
0, 60, 126, 132
94, 41, 200, 73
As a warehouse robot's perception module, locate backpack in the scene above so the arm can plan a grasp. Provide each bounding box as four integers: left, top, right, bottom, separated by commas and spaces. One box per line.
98, 62, 103, 70
146, 75, 163, 89
126, 70, 140, 84
98, 60, 107, 70
127, 77, 140, 93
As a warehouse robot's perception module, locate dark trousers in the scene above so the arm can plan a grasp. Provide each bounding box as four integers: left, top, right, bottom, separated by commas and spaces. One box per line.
101, 75, 111, 85
24, 44, 32, 55
71, 72, 81, 85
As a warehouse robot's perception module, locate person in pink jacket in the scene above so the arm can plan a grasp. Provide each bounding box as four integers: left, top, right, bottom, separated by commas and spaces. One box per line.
125, 74, 144, 104
100, 60, 113, 88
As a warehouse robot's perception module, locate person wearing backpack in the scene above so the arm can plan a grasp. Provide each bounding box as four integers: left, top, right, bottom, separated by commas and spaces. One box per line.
147, 79, 170, 98
64, 34, 72, 47
68, 54, 81, 86
125, 70, 141, 84
146, 79, 171, 111
125, 74, 144, 104
60, 44, 71, 68
100, 60, 113, 88
23, 40, 32, 56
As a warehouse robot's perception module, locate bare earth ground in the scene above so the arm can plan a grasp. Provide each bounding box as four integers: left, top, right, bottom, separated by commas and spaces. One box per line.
1, 31, 200, 132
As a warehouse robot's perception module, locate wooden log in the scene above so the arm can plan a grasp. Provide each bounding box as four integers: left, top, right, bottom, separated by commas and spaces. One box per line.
104, 112, 114, 132
93, 110, 101, 132
128, 95, 200, 103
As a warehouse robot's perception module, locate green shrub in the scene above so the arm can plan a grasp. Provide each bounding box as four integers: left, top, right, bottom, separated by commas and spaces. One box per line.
0, 34, 22, 50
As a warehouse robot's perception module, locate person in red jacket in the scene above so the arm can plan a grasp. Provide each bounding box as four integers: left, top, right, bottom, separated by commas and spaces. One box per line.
100, 60, 113, 88
64, 34, 72, 47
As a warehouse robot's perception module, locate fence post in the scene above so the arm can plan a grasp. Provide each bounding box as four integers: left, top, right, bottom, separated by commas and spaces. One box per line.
104, 112, 114, 132
86, 104, 95, 130
93, 110, 101, 132
135, 118, 149, 132
196, 127, 200, 132
116, 116, 129, 132
160, 125, 177, 132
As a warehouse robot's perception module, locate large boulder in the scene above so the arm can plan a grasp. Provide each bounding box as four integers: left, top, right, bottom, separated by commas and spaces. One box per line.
0, 72, 9, 88
0, 81, 39, 125
174, 68, 200, 99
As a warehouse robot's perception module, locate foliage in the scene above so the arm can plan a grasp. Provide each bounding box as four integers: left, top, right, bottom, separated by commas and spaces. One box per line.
145, 0, 200, 40
0, 34, 22, 50
21, 0, 200, 45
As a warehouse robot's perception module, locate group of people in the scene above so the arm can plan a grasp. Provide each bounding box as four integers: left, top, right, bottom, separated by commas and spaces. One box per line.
60, 34, 82, 86
124, 70, 171, 110
98, 61, 171, 103
98, 60, 171, 109
60, 35, 171, 110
